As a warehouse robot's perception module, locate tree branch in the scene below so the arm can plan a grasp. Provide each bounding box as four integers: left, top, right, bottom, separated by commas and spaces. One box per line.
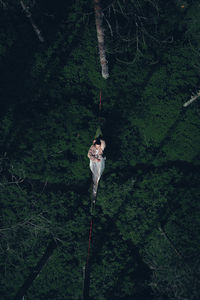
158, 226, 183, 259
183, 90, 200, 107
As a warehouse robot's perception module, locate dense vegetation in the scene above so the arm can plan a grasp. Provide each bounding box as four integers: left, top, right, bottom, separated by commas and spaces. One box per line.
0, 1, 200, 299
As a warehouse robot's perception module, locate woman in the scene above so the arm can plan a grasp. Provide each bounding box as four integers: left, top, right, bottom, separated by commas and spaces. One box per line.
87, 138, 106, 162
88, 138, 106, 194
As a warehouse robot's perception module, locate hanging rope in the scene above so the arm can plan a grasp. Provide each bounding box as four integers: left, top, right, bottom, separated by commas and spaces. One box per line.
99, 90, 102, 112
87, 219, 94, 266
82, 211, 95, 300
82, 90, 104, 300
98, 89, 102, 124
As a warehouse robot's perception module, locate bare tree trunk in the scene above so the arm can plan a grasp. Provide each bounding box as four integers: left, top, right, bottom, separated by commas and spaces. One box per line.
14, 239, 57, 300
94, 0, 109, 79
183, 90, 200, 107
20, 0, 45, 43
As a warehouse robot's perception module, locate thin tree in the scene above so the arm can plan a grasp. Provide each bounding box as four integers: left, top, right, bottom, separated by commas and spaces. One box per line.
94, 0, 109, 79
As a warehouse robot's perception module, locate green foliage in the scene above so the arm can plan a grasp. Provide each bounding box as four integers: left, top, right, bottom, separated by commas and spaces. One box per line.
115, 168, 179, 244
0, 1, 200, 299
184, 2, 200, 47
163, 108, 200, 162
142, 169, 200, 299
90, 229, 151, 299
98, 174, 135, 217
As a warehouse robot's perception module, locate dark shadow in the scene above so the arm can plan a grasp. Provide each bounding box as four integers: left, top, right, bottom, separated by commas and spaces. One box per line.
87, 213, 153, 300
103, 159, 200, 186
150, 107, 188, 163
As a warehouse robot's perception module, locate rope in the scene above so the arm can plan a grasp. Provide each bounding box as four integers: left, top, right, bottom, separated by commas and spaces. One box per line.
82, 216, 94, 300
82, 174, 98, 299
98, 90, 102, 123
82, 89, 103, 299
87, 219, 94, 266
99, 90, 102, 112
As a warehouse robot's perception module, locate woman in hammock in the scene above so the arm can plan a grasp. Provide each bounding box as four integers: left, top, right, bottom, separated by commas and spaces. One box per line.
88, 137, 106, 191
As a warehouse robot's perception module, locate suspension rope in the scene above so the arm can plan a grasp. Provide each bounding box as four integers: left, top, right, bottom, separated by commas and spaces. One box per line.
82, 213, 95, 299
98, 90, 102, 123
82, 90, 103, 300
87, 219, 94, 266
99, 90, 102, 112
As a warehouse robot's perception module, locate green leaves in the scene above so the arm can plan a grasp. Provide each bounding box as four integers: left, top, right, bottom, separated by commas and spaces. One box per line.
0, 1, 200, 299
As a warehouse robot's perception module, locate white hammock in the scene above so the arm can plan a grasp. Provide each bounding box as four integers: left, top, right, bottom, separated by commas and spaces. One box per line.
90, 157, 105, 197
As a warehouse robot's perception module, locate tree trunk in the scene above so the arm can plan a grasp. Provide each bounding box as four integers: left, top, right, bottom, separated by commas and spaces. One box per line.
20, 0, 45, 43
14, 239, 57, 300
94, 0, 109, 79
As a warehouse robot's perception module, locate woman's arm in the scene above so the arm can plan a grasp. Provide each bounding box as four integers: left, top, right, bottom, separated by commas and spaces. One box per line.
100, 139, 106, 151
88, 145, 98, 161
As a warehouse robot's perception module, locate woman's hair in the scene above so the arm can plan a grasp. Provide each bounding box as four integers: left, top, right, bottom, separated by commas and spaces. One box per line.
94, 138, 101, 145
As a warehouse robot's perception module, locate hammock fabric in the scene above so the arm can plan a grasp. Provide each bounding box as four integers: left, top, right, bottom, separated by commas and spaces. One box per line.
90, 157, 105, 197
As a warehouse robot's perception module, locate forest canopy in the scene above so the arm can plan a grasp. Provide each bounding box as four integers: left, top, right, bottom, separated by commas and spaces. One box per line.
0, 1, 200, 299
